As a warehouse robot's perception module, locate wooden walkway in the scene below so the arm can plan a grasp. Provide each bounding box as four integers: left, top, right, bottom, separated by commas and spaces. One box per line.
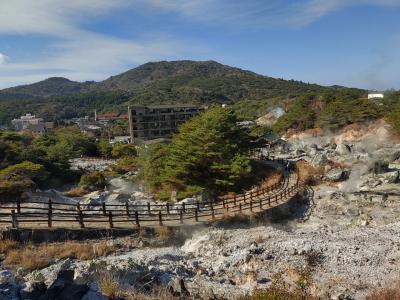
0, 158, 303, 230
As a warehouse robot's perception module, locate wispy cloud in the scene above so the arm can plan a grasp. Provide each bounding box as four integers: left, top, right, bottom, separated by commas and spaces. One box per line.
145, 0, 400, 27
0, 0, 400, 88
0, 53, 7, 65
0, 0, 204, 88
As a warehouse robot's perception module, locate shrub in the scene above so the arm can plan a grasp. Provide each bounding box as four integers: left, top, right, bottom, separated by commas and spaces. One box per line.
112, 156, 137, 174
97, 139, 113, 158
111, 143, 137, 158
79, 171, 106, 191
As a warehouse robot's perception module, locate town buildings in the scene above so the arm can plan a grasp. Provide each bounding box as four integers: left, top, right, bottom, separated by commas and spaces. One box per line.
368, 92, 384, 99
128, 105, 204, 144
11, 114, 53, 133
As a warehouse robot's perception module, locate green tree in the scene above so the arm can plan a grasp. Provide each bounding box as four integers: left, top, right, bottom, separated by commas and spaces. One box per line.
143, 107, 254, 199
97, 140, 113, 158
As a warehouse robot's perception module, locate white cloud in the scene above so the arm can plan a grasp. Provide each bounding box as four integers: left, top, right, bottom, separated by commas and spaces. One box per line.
1, 0, 400, 88
0, 0, 206, 88
0, 53, 8, 65
144, 0, 400, 27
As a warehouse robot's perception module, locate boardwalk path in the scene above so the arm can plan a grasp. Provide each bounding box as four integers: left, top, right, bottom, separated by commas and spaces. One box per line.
0, 158, 303, 230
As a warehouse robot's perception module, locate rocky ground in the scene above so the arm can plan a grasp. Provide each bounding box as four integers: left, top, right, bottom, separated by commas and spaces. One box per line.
1, 120, 400, 299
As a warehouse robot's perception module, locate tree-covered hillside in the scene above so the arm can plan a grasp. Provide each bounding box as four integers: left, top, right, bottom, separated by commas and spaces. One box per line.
0, 60, 361, 125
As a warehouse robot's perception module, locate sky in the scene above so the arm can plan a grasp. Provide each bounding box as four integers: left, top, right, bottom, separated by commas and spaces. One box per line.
0, 0, 400, 90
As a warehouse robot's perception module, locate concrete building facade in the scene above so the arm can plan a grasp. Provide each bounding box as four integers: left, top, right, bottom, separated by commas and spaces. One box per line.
11, 114, 53, 133
128, 105, 204, 144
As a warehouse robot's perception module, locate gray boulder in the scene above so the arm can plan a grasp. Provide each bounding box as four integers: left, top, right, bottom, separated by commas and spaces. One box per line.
311, 153, 328, 166
335, 144, 351, 156
168, 277, 190, 297
325, 168, 345, 182
40, 270, 89, 300
380, 170, 399, 184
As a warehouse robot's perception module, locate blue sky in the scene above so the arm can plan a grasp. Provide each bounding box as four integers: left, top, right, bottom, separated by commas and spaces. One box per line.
0, 0, 399, 90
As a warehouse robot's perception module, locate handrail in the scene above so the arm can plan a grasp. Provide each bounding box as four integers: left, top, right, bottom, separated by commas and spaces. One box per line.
0, 152, 304, 230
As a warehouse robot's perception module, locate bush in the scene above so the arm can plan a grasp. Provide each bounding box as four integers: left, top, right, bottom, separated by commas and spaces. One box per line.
111, 143, 137, 158
387, 101, 400, 136
97, 139, 113, 158
79, 171, 106, 191
0, 161, 49, 198
112, 156, 137, 174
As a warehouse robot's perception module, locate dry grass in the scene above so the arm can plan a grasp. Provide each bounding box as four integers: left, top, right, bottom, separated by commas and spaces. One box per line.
63, 187, 88, 197
260, 172, 283, 190
4, 240, 116, 271
296, 160, 324, 185
0, 239, 18, 254
154, 226, 172, 241
99, 271, 174, 300
254, 235, 267, 244
125, 287, 174, 300
367, 280, 400, 300
99, 272, 122, 298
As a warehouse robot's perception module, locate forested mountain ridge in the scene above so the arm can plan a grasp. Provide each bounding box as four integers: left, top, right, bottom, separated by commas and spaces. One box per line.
0, 60, 365, 125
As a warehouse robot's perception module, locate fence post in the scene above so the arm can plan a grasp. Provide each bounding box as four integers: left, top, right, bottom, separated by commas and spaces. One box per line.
195, 209, 198, 222
102, 203, 107, 216
250, 200, 253, 212
48, 198, 52, 228
239, 203, 242, 213
180, 209, 183, 224
147, 202, 151, 215
125, 203, 130, 217
182, 202, 186, 213
233, 194, 237, 206
166, 203, 170, 215
108, 211, 114, 229
158, 211, 163, 226
16, 197, 21, 214
11, 210, 18, 229
268, 196, 271, 207
196, 201, 200, 212
222, 199, 226, 209
135, 211, 140, 228
259, 198, 262, 210
77, 203, 85, 229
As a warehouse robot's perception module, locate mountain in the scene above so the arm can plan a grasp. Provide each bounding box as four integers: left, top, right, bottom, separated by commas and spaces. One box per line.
0, 60, 365, 125
1, 77, 94, 98
0, 61, 341, 101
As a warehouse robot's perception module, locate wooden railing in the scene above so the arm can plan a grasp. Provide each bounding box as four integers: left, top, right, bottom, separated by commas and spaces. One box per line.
0, 155, 303, 230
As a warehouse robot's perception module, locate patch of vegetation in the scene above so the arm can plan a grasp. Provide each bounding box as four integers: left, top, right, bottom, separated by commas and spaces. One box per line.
367, 279, 400, 300
79, 171, 106, 191
386, 92, 400, 135
0, 127, 110, 199
111, 143, 137, 158
0, 161, 48, 199
3, 241, 116, 271
139, 107, 256, 200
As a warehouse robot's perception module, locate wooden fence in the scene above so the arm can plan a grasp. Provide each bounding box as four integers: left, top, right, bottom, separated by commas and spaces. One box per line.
0, 156, 303, 230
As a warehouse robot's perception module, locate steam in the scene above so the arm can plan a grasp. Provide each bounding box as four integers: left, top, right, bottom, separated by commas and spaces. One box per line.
268, 106, 285, 119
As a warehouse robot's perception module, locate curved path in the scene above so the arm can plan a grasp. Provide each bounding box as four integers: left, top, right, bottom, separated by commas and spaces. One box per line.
0, 158, 303, 230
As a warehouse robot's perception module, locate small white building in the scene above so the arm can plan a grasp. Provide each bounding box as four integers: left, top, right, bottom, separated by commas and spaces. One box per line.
368, 92, 384, 99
